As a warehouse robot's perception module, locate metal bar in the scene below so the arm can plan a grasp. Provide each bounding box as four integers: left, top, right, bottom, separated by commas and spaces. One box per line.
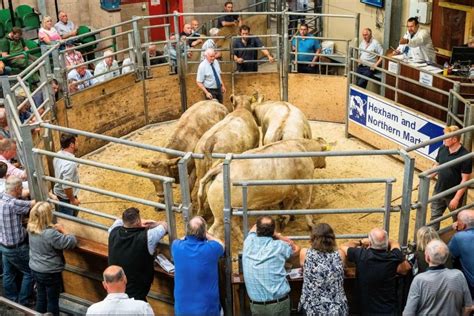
63, 30, 134, 53
223, 153, 233, 316
289, 233, 368, 240
233, 207, 390, 216
163, 181, 177, 247
178, 152, 193, 225
142, 23, 171, 30
65, 20, 136, 43
53, 210, 109, 230
383, 182, 393, 235
420, 152, 474, 177
39, 123, 205, 159
212, 149, 400, 159
33, 148, 174, 183
174, 13, 187, 113
399, 151, 415, 245
32, 151, 49, 201
43, 175, 167, 210
17, 44, 59, 78
49, 198, 117, 220
242, 186, 249, 239
132, 17, 144, 81
233, 178, 395, 186
415, 176, 431, 233
427, 179, 474, 203
452, 82, 461, 123
407, 126, 474, 152
426, 202, 474, 226
0, 297, 37, 315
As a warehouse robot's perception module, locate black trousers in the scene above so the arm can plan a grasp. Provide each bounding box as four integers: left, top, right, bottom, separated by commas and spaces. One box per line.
205, 88, 223, 104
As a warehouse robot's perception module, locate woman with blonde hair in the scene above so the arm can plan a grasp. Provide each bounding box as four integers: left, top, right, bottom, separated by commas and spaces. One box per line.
414, 226, 452, 274
38, 16, 62, 44
27, 202, 77, 315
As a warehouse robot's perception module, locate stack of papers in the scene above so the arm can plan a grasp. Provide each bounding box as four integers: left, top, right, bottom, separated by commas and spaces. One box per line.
155, 254, 175, 273
419, 65, 443, 74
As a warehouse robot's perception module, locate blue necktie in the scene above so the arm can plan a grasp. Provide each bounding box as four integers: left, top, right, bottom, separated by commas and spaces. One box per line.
210, 63, 221, 89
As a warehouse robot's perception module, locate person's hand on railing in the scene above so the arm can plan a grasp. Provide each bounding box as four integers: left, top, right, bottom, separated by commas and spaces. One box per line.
70, 197, 80, 206
54, 223, 66, 234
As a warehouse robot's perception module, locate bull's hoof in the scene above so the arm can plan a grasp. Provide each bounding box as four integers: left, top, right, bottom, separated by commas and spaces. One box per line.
290, 215, 296, 221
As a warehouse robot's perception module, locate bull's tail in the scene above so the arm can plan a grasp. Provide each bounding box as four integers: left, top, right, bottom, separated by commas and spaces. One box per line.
303, 120, 312, 139
138, 160, 151, 168
197, 164, 222, 215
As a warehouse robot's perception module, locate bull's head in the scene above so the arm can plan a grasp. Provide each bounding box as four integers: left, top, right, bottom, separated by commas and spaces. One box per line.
230, 94, 252, 111
303, 137, 333, 169
250, 91, 265, 111
139, 157, 180, 201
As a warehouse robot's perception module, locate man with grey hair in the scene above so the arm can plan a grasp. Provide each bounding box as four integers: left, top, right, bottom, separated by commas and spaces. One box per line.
196, 48, 226, 103
86, 265, 154, 315
172, 216, 224, 316
0, 138, 27, 180
404, 240, 472, 315
200, 28, 221, 61
340, 228, 410, 315
94, 49, 120, 83
0, 176, 36, 305
449, 209, 474, 299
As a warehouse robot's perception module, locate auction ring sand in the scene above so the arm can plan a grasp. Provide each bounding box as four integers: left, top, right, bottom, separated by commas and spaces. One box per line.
77, 120, 454, 252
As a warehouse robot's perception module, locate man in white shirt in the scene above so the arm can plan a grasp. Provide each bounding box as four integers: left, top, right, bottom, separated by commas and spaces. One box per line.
67, 66, 98, 91
395, 17, 435, 63
196, 48, 226, 103
94, 50, 120, 83
356, 28, 383, 88
86, 265, 154, 315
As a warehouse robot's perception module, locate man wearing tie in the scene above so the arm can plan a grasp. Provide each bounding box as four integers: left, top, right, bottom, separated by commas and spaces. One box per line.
196, 48, 226, 103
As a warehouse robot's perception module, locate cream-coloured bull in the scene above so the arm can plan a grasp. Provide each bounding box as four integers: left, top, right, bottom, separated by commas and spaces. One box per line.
193, 96, 260, 209
250, 94, 312, 145
197, 138, 328, 241
139, 100, 230, 200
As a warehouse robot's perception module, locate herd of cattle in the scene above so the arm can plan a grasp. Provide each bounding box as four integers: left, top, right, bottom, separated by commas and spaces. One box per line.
139, 94, 328, 241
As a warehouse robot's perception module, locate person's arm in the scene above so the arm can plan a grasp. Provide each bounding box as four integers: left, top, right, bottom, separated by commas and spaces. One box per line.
310, 48, 321, 65
449, 172, 470, 210
197, 81, 213, 100
40, 33, 53, 45
49, 226, 77, 250
274, 232, 300, 257
407, 29, 431, 47
146, 221, 168, 255
299, 247, 308, 266
108, 218, 123, 234
262, 48, 274, 63
63, 188, 80, 206
206, 232, 225, 250
12, 198, 35, 215
402, 278, 420, 315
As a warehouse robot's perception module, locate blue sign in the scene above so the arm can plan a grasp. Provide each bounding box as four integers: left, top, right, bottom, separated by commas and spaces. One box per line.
349, 87, 444, 160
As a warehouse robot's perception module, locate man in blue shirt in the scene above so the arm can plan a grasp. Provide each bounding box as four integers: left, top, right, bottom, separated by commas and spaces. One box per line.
242, 216, 300, 316
449, 209, 474, 299
291, 24, 321, 73
172, 216, 224, 316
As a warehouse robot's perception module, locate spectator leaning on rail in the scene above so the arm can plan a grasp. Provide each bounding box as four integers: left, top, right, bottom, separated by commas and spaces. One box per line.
291, 23, 321, 74
108, 207, 168, 301
449, 209, 474, 299
339, 228, 411, 315
0, 138, 27, 180
233, 25, 274, 72
217, 1, 241, 28
63, 42, 85, 69
197, 48, 226, 103
67, 65, 98, 91
201, 28, 221, 61
55, 11, 78, 40
356, 27, 383, 89
243, 216, 300, 316
86, 265, 155, 315
403, 240, 472, 315
172, 216, 224, 316
0, 176, 36, 306
180, 22, 202, 48
53, 133, 80, 216
27, 202, 77, 315
143, 44, 165, 66
0, 27, 29, 72
410, 226, 452, 275
39, 16, 62, 45
298, 223, 348, 315
94, 49, 120, 83
430, 125, 472, 230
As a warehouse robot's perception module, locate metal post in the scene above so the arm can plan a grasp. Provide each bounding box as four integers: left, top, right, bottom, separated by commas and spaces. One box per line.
230, 37, 235, 96
463, 102, 473, 152
447, 90, 454, 126
382, 0, 393, 51
132, 17, 144, 81
40, 45, 52, 73
223, 153, 233, 316
354, 13, 360, 45
19, 124, 43, 200
452, 82, 461, 123
281, 12, 289, 101
415, 176, 431, 235
178, 152, 193, 225
383, 181, 393, 235
242, 185, 249, 238
56, 48, 71, 108
32, 151, 49, 201
174, 13, 188, 113
380, 58, 386, 97
344, 47, 353, 138
276, 0, 283, 36
398, 151, 414, 245
38, 63, 51, 118
163, 180, 177, 246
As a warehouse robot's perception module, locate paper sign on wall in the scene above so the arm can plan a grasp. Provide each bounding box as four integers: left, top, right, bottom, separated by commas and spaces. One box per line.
419, 72, 433, 86
151, 0, 160, 5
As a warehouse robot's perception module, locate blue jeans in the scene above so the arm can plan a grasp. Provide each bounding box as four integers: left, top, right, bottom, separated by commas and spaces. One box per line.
0, 243, 34, 305
57, 196, 78, 217
31, 270, 62, 315
356, 65, 375, 88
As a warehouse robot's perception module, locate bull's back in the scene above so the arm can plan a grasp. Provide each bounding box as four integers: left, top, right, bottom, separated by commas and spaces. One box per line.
167, 101, 229, 152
